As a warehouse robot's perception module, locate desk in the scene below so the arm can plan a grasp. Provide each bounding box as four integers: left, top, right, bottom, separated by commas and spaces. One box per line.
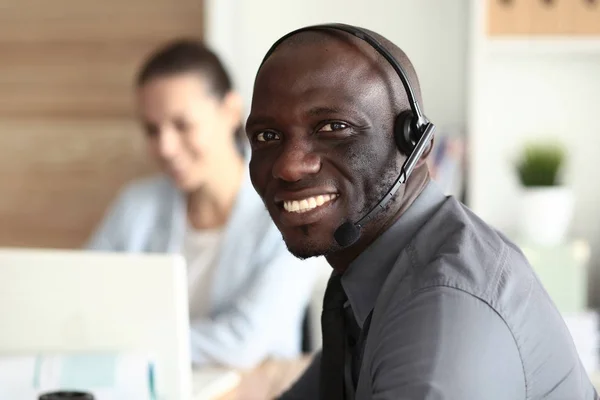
217, 359, 600, 399
200, 359, 600, 399
218, 356, 312, 400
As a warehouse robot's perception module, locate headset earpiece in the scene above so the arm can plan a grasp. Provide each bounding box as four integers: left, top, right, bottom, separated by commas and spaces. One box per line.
394, 110, 420, 155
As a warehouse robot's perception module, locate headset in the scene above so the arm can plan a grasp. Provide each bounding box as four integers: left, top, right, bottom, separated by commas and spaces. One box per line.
258, 23, 436, 248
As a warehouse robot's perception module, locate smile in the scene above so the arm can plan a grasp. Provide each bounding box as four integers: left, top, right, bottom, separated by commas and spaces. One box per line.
282, 194, 339, 213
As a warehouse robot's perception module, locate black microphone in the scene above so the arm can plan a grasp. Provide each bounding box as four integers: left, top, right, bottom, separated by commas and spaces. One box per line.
333, 123, 436, 248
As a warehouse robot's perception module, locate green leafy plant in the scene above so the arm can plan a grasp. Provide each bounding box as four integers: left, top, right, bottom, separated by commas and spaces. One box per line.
516, 142, 565, 187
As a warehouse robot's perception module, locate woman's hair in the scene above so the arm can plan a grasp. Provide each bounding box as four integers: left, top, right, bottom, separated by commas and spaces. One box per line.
136, 39, 247, 156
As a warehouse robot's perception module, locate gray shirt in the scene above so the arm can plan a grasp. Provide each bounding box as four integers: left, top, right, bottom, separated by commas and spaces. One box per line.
279, 181, 598, 399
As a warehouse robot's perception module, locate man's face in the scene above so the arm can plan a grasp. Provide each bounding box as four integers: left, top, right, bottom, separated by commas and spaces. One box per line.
246, 39, 404, 259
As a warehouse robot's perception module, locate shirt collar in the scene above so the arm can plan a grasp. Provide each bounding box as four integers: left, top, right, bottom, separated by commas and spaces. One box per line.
341, 180, 447, 328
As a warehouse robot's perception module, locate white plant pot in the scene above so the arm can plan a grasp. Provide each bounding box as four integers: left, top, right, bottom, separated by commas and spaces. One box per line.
519, 186, 574, 246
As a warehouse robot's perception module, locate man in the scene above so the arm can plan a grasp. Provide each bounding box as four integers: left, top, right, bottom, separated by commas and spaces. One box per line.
245, 24, 598, 399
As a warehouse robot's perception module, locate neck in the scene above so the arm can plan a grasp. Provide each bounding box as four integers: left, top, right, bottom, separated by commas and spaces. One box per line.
187, 152, 245, 230
326, 166, 431, 273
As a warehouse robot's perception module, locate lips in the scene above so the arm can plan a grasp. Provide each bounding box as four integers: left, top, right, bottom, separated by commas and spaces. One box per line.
282, 194, 339, 213
272, 189, 341, 227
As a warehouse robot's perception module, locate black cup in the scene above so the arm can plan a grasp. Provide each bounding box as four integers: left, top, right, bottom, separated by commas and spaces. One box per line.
39, 391, 95, 400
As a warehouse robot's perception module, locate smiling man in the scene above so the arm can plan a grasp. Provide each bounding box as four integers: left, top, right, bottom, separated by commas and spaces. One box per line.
245, 24, 598, 400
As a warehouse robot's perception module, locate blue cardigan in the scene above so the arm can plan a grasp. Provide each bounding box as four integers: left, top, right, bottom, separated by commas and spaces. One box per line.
86, 169, 323, 368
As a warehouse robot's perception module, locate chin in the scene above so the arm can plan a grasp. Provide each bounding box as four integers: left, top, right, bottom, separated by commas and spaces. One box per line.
285, 244, 328, 260
173, 175, 204, 192
266, 199, 348, 259
280, 227, 337, 260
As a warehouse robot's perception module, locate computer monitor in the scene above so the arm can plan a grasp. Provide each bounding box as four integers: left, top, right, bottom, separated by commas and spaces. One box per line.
0, 248, 192, 400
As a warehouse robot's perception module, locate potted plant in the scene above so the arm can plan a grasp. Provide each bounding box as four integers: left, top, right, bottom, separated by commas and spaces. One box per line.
515, 141, 573, 246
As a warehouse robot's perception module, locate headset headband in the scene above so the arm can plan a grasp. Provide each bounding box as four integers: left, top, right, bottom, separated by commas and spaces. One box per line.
258, 23, 428, 130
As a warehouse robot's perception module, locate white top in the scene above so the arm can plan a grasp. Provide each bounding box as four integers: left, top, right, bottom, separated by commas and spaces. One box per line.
182, 220, 225, 321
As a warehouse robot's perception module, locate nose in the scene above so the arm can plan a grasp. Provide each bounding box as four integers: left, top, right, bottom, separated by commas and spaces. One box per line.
272, 141, 321, 182
155, 128, 180, 159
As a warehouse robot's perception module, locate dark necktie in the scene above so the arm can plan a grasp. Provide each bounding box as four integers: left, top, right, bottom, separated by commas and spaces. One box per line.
319, 273, 347, 400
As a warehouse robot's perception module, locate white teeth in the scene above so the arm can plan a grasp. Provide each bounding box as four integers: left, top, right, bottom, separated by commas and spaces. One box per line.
282, 194, 338, 213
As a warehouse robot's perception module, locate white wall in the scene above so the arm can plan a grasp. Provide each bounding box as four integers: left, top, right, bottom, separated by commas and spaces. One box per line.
205, 0, 470, 130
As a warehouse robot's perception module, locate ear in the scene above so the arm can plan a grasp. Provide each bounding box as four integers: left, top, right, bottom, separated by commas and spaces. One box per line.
221, 91, 244, 131
414, 136, 435, 168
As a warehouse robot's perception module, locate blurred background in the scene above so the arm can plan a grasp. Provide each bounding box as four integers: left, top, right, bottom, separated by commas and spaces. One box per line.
0, 0, 599, 376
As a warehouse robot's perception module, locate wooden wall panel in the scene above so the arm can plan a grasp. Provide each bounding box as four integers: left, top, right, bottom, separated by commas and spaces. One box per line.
0, 0, 203, 248
572, 0, 600, 35
0, 120, 157, 248
0, 0, 205, 118
487, 0, 533, 36
487, 0, 600, 36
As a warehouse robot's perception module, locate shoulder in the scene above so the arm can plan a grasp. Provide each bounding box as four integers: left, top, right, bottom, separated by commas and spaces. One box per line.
378, 285, 518, 348
368, 195, 587, 398
405, 196, 533, 307
370, 285, 525, 399
106, 174, 178, 216
86, 175, 177, 250
380, 284, 510, 335
105, 174, 178, 227
115, 174, 175, 204
375, 194, 537, 355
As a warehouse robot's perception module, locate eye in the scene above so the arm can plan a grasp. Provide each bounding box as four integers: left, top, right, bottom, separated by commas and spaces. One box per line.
173, 118, 192, 134
144, 124, 159, 138
318, 122, 349, 132
255, 131, 281, 142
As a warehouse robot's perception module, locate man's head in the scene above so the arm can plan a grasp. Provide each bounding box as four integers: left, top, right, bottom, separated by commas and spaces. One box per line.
246, 25, 432, 262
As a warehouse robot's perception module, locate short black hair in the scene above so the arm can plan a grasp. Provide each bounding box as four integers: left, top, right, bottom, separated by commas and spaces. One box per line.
136, 39, 247, 155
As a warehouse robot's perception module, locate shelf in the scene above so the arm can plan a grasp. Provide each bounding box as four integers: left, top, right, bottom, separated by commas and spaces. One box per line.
483, 37, 600, 55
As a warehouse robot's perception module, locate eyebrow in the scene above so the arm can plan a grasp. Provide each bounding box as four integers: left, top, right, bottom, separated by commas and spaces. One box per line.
306, 106, 346, 117
245, 115, 277, 129
246, 105, 361, 130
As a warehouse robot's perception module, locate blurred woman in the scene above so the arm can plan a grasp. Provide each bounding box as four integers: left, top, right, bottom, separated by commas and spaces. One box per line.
87, 39, 319, 368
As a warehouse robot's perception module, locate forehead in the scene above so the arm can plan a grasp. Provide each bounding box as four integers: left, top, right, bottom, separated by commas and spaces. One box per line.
138, 73, 209, 102
249, 41, 392, 122
137, 73, 215, 118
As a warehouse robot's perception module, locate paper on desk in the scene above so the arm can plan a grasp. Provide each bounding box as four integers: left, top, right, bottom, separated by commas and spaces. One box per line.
0, 352, 156, 400
193, 367, 241, 400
